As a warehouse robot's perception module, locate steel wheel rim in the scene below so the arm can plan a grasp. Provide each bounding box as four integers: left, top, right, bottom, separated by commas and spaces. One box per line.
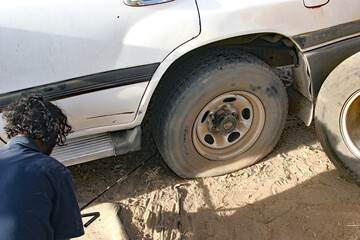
340, 89, 360, 159
192, 91, 265, 161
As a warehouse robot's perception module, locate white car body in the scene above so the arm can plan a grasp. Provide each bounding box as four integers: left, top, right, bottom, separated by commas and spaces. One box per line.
0, 0, 199, 134
1, 0, 359, 166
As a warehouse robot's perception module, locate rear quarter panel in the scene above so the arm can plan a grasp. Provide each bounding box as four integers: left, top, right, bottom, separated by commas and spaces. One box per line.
134, 0, 360, 128
195, 0, 359, 48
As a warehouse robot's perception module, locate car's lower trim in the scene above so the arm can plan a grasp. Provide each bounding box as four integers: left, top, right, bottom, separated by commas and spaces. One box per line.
51, 127, 142, 166
0, 63, 160, 110
293, 20, 360, 50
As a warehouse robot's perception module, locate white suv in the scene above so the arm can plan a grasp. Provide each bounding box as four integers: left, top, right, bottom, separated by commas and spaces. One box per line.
1, 0, 360, 179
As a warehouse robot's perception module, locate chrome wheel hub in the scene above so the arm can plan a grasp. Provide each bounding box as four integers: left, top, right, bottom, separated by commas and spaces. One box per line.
193, 91, 265, 160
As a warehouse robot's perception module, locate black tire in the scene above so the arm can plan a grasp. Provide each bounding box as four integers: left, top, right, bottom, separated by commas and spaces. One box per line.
152, 49, 288, 178
315, 52, 360, 184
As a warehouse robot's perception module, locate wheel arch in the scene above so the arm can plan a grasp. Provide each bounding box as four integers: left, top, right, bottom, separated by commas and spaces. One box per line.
136, 32, 311, 126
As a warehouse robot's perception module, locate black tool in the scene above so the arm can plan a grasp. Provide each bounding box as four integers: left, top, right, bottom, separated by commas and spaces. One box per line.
80, 153, 158, 227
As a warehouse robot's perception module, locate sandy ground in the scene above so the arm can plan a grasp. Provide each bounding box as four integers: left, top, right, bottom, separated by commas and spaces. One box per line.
69, 116, 360, 240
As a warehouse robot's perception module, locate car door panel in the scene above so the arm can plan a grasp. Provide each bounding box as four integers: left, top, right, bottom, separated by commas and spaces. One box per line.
0, 0, 199, 93
0, 0, 200, 138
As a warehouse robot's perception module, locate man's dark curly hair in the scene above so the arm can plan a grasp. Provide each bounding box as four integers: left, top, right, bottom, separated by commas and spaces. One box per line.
2, 94, 72, 148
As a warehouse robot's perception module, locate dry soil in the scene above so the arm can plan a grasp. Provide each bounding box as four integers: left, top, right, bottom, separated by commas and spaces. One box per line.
70, 116, 360, 240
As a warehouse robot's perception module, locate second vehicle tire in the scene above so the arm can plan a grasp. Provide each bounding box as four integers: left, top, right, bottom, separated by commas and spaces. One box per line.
315, 52, 360, 184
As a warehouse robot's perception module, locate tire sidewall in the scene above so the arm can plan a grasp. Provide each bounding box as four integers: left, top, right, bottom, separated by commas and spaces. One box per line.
163, 61, 287, 177
315, 56, 360, 181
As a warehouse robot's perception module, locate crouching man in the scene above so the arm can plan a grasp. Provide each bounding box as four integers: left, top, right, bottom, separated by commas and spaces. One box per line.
0, 94, 84, 240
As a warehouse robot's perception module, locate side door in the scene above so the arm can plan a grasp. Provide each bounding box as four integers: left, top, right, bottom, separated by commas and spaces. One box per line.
0, 0, 200, 144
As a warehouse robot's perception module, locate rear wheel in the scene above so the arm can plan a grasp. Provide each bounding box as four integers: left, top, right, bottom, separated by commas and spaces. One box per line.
152, 49, 288, 178
315, 52, 360, 184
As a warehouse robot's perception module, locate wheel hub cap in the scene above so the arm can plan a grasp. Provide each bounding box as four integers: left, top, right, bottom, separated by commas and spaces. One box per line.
211, 105, 238, 134
193, 91, 265, 161
340, 89, 360, 158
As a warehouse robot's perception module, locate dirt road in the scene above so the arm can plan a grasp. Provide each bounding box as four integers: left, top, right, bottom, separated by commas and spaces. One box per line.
70, 116, 360, 239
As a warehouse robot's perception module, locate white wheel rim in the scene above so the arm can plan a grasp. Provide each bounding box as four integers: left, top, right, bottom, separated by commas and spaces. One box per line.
192, 91, 265, 161
340, 89, 360, 159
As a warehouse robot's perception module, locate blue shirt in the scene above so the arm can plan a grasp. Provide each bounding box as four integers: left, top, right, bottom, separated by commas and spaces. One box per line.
0, 136, 84, 240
